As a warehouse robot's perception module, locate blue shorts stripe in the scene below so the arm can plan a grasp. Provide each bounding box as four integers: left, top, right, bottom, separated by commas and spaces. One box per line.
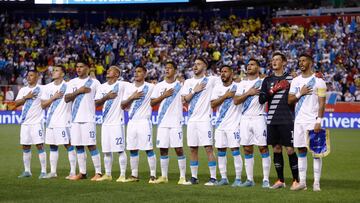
298, 152, 307, 158
177, 155, 185, 160
218, 151, 226, 157
130, 151, 139, 157
190, 161, 198, 166
261, 152, 270, 158
146, 150, 155, 157
244, 154, 254, 159
208, 161, 216, 167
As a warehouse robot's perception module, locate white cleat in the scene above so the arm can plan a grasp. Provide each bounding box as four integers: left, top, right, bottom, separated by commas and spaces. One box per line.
313, 183, 321, 192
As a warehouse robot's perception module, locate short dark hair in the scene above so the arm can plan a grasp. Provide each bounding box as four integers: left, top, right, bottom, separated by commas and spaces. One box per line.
55, 65, 67, 75
76, 58, 90, 67
135, 65, 147, 73
299, 53, 313, 61
195, 57, 208, 67
166, 60, 177, 69
272, 52, 287, 62
27, 67, 38, 75
248, 58, 260, 66
220, 65, 232, 71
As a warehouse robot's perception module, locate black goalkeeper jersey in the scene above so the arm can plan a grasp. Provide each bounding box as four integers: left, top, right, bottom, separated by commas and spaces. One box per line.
259, 72, 294, 125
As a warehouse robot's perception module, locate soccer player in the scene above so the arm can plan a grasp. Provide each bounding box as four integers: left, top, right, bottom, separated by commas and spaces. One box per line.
288, 53, 327, 191
40, 66, 77, 179
15, 69, 47, 179
181, 57, 219, 186
64, 60, 102, 181
210, 65, 243, 187
259, 53, 299, 189
121, 66, 156, 183
95, 66, 128, 182
233, 58, 271, 188
150, 61, 190, 185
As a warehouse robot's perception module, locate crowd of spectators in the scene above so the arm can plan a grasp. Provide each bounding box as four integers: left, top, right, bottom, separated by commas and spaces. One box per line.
0, 13, 359, 108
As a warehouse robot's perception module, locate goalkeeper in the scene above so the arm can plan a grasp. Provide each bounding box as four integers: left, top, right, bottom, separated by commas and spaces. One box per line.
259, 53, 299, 190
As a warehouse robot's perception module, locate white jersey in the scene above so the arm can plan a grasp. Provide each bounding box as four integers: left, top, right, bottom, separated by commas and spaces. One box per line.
289, 74, 327, 123
41, 81, 71, 128
236, 77, 265, 116
95, 81, 129, 125
151, 80, 183, 128
211, 82, 241, 130
65, 77, 100, 123
16, 85, 44, 125
123, 82, 154, 120
181, 76, 220, 122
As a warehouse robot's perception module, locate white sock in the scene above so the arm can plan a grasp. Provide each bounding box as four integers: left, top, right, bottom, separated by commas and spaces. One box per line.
67, 147, 77, 175
147, 151, 156, 177
119, 152, 127, 177
208, 161, 217, 179
130, 152, 139, 177
104, 152, 113, 176
261, 153, 271, 181
178, 156, 186, 178
90, 149, 102, 174
23, 149, 31, 173
313, 158, 322, 184
77, 149, 87, 174
38, 149, 47, 174
190, 161, 198, 179
50, 150, 59, 174
244, 154, 254, 181
232, 150, 243, 180
218, 152, 227, 179
298, 153, 308, 185
160, 156, 169, 178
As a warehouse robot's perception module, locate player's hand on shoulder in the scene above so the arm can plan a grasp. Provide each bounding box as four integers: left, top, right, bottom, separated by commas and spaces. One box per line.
106, 91, 118, 99
130, 90, 144, 100
300, 85, 312, 96
52, 91, 64, 100
193, 82, 206, 93
24, 91, 36, 100
162, 88, 174, 98
224, 89, 235, 98
247, 87, 260, 96
77, 86, 91, 94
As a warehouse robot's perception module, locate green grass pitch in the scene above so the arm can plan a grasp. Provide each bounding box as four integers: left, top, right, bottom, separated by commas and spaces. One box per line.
0, 125, 359, 202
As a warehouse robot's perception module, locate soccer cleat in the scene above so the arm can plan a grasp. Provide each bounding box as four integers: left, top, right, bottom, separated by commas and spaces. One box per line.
96, 174, 112, 182
38, 172, 47, 179
231, 179, 242, 187
204, 178, 218, 186
148, 176, 157, 184
155, 176, 168, 184
239, 180, 255, 187
290, 182, 307, 191
313, 183, 321, 192
190, 177, 199, 185
116, 176, 126, 183
65, 174, 76, 180
177, 177, 191, 185
91, 173, 103, 181
44, 173, 58, 179
262, 180, 270, 188
270, 180, 286, 189
69, 173, 87, 181
125, 176, 139, 182
18, 171, 32, 178
217, 178, 229, 186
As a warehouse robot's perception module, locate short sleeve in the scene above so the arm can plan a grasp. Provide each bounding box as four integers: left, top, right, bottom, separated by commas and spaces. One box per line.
316, 79, 327, 97
122, 84, 134, 101
235, 82, 244, 96
15, 88, 25, 101
40, 85, 50, 100
94, 84, 104, 100
210, 86, 221, 101
180, 80, 190, 96
151, 83, 161, 99
289, 79, 297, 95
65, 80, 73, 94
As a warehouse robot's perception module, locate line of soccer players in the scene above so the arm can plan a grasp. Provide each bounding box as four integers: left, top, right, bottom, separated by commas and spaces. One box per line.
15, 52, 326, 191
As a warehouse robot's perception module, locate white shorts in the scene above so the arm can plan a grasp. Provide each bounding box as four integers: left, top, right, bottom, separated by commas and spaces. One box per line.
240, 116, 267, 146
215, 128, 240, 149
294, 122, 315, 148
20, 123, 45, 145
156, 127, 183, 148
70, 122, 96, 146
101, 125, 125, 153
126, 119, 153, 151
45, 127, 70, 145
187, 121, 213, 147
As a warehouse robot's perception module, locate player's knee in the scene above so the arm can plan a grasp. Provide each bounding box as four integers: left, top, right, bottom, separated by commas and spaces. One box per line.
259, 146, 269, 154
273, 145, 282, 153
87, 145, 96, 151
286, 147, 295, 155
22, 145, 31, 150
160, 148, 169, 156
50, 145, 58, 151
66, 145, 75, 152
243, 147, 253, 155
130, 150, 139, 157
146, 150, 155, 157
298, 147, 307, 155
174, 147, 183, 156
36, 144, 44, 150
204, 146, 213, 154
190, 147, 198, 154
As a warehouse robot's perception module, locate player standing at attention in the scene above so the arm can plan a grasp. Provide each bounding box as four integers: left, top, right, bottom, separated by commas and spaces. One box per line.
259, 53, 299, 189
150, 61, 190, 185
288, 53, 327, 192
64, 60, 102, 181
15, 69, 47, 179
95, 66, 128, 182
40, 66, 77, 179
210, 65, 243, 187
181, 57, 219, 186
121, 66, 156, 183
233, 58, 271, 188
